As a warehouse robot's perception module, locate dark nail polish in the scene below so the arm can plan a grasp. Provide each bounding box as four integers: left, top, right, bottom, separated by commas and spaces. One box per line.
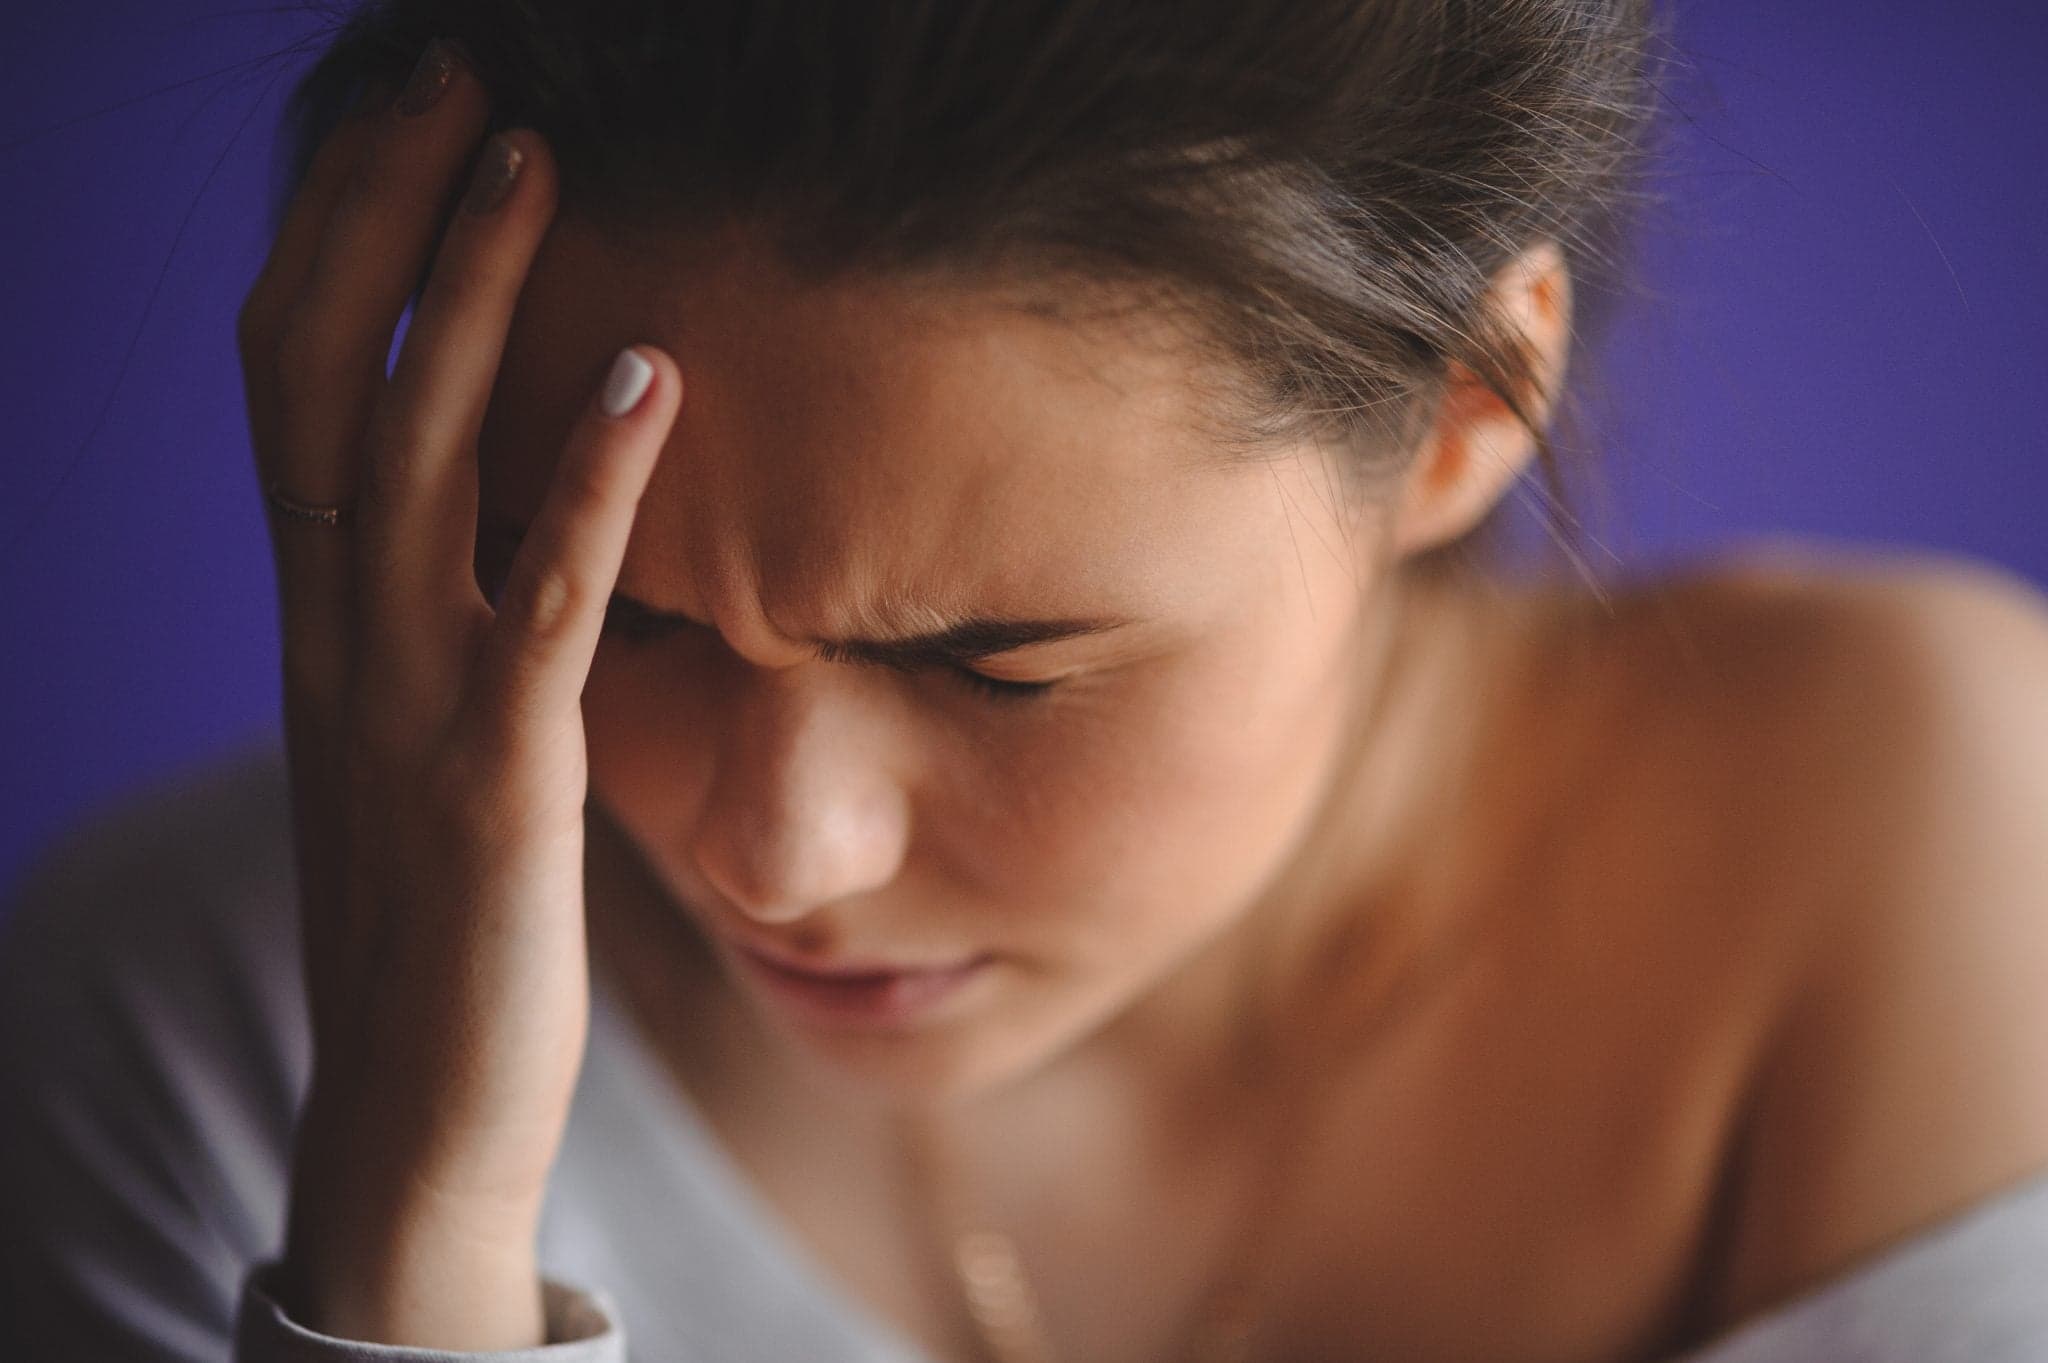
398, 40, 459, 117
463, 136, 525, 215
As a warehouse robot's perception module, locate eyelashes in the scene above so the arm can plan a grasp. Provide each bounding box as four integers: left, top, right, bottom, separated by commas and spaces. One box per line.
946, 669, 1057, 703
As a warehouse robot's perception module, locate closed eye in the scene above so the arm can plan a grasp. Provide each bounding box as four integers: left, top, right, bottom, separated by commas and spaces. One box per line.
603, 597, 1057, 703
946, 669, 1057, 703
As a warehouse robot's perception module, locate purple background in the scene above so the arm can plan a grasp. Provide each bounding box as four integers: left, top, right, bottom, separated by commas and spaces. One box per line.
4, 3, 2045, 904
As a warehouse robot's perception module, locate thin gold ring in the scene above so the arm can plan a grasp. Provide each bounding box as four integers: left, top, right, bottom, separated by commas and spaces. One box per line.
265, 480, 354, 527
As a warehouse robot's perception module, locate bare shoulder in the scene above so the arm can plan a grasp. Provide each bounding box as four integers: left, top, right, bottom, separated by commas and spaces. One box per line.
1566, 538, 2048, 851
1592, 540, 2048, 1332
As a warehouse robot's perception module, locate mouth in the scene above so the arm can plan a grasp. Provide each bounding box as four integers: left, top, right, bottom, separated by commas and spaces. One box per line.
728, 943, 994, 1030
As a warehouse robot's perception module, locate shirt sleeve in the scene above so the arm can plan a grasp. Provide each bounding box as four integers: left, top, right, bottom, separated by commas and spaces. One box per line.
232, 1263, 625, 1362
1666, 1168, 2048, 1363
0, 760, 297, 1358
0, 748, 627, 1363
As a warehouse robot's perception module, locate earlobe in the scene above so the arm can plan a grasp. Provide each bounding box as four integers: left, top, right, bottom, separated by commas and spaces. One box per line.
1389, 241, 1573, 559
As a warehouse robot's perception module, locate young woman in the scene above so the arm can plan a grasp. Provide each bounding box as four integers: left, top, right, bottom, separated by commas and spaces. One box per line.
4, 3, 2047, 1360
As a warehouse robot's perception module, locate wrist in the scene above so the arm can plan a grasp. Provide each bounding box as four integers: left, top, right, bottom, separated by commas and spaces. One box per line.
281, 1189, 547, 1349
283, 1102, 550, 1349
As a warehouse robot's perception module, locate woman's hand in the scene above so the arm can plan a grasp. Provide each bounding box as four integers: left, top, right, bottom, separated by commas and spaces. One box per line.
236, 46, 681, 1348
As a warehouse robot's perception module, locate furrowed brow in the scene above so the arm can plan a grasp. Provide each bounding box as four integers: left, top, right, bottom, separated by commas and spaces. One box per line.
488, 509, 1130, 667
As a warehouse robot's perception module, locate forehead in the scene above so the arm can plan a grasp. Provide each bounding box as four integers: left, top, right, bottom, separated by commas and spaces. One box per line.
487, 221, 1303, 634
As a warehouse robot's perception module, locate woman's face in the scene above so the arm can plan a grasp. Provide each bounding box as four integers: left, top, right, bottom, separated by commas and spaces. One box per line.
479, 223, 1401, 1097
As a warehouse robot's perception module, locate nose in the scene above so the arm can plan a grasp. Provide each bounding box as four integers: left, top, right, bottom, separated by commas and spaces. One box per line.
688, 665, 913, 925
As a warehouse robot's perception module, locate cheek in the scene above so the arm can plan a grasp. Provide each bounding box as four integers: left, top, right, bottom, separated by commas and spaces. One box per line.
941, 646, 1352, 952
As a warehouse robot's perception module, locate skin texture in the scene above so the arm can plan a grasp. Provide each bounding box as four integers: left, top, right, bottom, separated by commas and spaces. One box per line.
244, 48, 2048, 1363
474, 209, 1574, 1105
481, 221, 1457, 1102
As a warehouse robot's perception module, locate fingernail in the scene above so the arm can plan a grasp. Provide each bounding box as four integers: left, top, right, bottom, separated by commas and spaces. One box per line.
601, 349, 656, 417
463, 135, 524, 215
398, 40, 460, 117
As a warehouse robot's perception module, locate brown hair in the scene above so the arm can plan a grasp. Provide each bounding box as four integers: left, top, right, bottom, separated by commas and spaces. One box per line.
285, 0, 1657, 573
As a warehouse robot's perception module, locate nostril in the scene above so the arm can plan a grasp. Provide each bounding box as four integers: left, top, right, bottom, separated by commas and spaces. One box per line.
689, 800, 911, 926
688, 843, 815, 926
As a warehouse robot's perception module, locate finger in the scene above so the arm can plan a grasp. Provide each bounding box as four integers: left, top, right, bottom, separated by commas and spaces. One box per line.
474, 347, 681, 734
265, 44, 489, 706
272, 41, 490, 517
358, 128, 560, 634
241, 79, 390, 467
241, 75, 396, 329
251, 84, 395, 822
245, 85, 393, 1064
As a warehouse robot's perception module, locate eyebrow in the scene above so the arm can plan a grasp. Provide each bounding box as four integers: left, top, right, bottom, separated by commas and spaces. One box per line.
485, 515, 1129, 667
766, 609, 1126, 670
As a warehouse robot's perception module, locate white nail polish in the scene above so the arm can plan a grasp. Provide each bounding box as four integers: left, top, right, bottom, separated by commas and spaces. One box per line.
601, 348, 655, 417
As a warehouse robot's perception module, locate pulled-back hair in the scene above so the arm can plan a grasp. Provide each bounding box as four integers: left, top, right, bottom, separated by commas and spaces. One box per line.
285, 0, 1657, 569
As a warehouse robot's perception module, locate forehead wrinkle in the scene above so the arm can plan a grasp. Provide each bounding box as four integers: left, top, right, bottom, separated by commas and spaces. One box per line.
614, 231, 1249, 642
749, 492, 1050, 657
732, 362, 1077, 652
750, 552, 953, 655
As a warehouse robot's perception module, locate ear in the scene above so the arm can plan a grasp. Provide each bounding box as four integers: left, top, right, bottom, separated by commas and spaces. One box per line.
1388, 240, 1573, 559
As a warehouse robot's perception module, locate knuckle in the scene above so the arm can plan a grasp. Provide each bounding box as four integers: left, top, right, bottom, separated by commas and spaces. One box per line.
274, 311, 350, 396
498, 561, 593, 642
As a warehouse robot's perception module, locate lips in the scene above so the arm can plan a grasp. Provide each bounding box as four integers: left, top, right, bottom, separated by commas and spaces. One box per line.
734, 936, 986, 980
727, 941, 994, 1029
